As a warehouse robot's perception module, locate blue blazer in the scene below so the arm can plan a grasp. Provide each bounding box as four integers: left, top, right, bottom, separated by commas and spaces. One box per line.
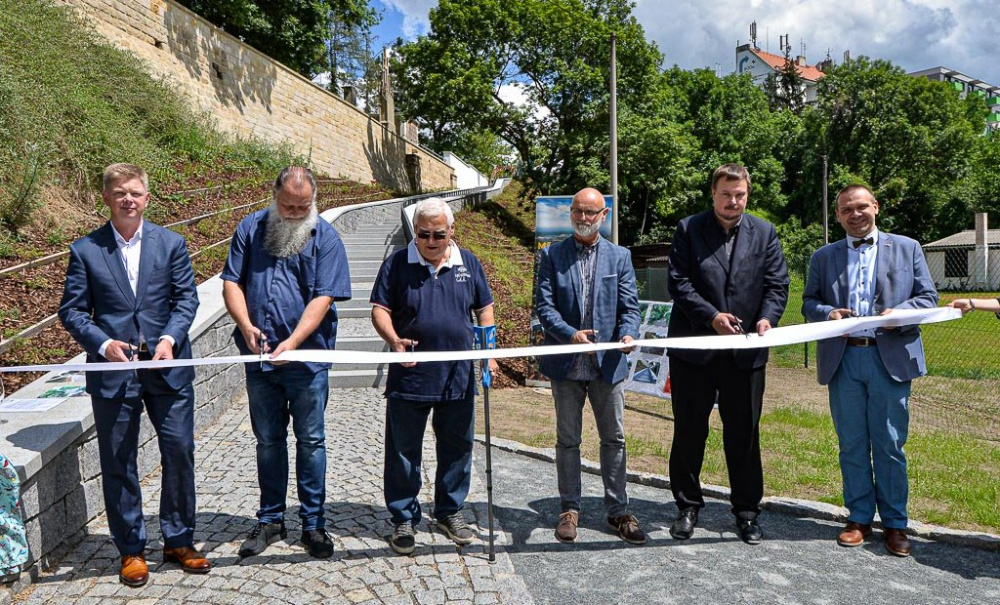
535, 236, 640, 384
59, 221, 199, 398
802, 233, 938, 385
667, 211, 789, 370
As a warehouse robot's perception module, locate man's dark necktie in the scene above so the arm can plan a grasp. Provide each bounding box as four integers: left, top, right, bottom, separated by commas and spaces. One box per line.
852, 237, 874, 249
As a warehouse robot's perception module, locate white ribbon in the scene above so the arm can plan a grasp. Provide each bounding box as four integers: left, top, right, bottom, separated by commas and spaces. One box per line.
0, 307, 961, 373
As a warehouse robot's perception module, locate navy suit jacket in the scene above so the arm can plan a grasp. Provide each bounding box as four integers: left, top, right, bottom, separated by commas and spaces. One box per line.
535, 236, 641, 384
667, 210, 789, 370
59, 221, 199, 398
802, 233, 938, 385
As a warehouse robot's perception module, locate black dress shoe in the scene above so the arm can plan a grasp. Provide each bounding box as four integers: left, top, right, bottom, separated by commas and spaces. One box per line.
736, 518, 763, 545
301, 528, 334, 558
669, 508, 699, 540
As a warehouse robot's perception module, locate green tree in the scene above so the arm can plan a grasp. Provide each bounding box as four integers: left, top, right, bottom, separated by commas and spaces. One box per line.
796, 57, 986, 241
392, 0, 662, 194
763, 46, 807, 115
175, 0, 376, 77
663, 68, 792, 222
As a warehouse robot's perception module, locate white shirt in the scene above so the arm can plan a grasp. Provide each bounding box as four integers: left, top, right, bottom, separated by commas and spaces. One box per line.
98, 221, 174, 358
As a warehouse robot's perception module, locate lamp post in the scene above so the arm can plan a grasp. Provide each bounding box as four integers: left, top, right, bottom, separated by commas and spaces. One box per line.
610, 31, 618, 244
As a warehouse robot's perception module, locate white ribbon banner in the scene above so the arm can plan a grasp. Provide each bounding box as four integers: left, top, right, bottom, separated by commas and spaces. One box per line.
0, 307, 961, 374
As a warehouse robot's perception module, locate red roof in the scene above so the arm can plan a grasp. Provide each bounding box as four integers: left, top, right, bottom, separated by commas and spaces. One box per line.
750, 48, 826, 81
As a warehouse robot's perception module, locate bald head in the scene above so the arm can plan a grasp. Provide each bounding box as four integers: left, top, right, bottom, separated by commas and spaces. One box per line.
570, 187, 608, 243
573, 187, 604, 206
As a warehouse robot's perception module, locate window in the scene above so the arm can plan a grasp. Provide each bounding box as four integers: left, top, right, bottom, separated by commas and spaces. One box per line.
945, 249, 968, 278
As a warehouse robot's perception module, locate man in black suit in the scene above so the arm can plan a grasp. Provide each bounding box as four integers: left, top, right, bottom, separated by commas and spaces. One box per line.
666, 163, 789, 545
59, 163, 208, 586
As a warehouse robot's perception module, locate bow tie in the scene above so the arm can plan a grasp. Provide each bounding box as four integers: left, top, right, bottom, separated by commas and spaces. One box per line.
852, 237, 874, 249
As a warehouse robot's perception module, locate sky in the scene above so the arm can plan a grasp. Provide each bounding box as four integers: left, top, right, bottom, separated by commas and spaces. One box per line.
370, 0, 1000, 87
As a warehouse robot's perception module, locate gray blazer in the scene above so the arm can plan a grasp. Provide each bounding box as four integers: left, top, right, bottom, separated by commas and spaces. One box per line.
802, 233, 938, 385
535, 236, 641, 384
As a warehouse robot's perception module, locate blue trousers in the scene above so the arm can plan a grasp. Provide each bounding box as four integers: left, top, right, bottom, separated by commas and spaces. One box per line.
245, 366, 329, 530
829, 346, 911, 529
383, 396, 474, 526
92, 370, 196, 555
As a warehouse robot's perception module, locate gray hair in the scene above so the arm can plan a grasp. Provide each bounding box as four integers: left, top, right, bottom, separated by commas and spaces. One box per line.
273, 166, 317, 203
412, 197, 454, 229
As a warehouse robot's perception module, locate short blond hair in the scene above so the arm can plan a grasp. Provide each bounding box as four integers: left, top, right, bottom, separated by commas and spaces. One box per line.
103, 163, 148, 192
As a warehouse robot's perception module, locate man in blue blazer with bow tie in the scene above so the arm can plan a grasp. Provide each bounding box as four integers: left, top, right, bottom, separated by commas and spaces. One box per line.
535, 187, 645, 545
59, 163, 206, 587
802, 184, 937, 557
666, 164, 789, 546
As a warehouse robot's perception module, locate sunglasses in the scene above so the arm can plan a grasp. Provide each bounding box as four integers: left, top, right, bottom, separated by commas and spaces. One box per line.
417, 230, 448, 241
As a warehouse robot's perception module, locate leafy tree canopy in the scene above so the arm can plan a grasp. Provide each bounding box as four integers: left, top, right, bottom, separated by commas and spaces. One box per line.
176, 0, 377, 77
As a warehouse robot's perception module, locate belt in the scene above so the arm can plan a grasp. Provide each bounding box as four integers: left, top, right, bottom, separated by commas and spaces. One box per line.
846, 337, 876, 347
138, 342, 150, 353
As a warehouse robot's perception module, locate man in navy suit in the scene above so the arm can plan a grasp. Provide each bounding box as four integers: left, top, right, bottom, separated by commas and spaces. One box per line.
59, 163, 206, 587
803, 184, 937, 557
535, 187, 645, 545
666, 164, 789, 545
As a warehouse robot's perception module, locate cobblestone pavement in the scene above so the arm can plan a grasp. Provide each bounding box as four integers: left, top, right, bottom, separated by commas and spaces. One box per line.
15, 388, 532, 605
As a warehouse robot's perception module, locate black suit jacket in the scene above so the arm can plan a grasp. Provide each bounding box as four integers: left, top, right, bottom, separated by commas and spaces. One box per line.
667, 210, 789, 369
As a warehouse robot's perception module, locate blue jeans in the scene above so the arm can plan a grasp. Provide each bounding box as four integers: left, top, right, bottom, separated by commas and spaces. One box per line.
246, 366, 329, 530
551, 379, 629, 517
383, 396, 474, 525
829, 346, 911, 529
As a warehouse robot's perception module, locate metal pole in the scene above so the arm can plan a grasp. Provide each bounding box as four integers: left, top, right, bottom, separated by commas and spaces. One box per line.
474, 325, 497, 562
610, 31, 619, 245
822, 154, 829, 244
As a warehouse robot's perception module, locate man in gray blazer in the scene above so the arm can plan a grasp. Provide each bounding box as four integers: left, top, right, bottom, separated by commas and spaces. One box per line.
802, 184, 938, 557
535, 187, 644, 545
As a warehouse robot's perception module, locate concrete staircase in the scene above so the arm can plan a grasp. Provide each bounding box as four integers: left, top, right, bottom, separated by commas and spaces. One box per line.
330, 221, 407, 388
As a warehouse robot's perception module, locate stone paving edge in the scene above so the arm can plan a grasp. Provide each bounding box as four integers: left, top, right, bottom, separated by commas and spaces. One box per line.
475, 434, 1000, 552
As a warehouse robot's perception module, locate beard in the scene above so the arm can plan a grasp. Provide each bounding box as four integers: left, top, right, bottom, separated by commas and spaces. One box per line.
264, 201, 318, 258
573, 221, 601, 239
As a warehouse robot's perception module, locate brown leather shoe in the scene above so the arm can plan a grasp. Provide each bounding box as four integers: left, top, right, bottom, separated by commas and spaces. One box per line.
163, 546, 212, 573
555, 510, 578, 543
837, 521, 873, 547
119, 554, 148, 587
608, 514, 647, 545
884, 528, 912, 557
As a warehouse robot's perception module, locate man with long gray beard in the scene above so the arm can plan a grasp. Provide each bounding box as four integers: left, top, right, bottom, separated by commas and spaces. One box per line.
534, 187, 645, 545
222, 166, 352, 558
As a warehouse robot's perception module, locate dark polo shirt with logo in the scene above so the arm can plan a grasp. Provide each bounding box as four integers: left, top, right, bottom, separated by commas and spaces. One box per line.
370, 242, 493, 402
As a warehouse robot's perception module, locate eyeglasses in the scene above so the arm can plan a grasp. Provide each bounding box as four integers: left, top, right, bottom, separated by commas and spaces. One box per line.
417, 230, 448, 241
570, 208, 605, 218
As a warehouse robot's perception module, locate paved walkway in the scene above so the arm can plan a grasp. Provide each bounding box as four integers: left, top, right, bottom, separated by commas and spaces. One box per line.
16, 386, 1000, 604
15, 388, 531, 604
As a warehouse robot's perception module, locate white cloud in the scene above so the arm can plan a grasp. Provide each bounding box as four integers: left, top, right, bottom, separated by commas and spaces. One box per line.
377, 1, 1000, 86
377, 0, 436, 38
634, 0, 999, 85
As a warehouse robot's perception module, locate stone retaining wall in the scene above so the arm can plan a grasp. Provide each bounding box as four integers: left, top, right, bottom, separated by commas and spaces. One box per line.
54, 0, 454, 192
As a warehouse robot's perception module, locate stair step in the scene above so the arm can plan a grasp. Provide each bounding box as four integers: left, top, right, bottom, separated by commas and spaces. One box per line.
328, 369, 387, 389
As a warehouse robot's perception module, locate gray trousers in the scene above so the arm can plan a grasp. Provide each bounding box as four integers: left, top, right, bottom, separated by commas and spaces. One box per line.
551, 378, 629, 517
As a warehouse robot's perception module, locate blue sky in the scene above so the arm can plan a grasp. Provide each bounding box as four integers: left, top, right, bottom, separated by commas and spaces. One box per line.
369, 0, 1000, 87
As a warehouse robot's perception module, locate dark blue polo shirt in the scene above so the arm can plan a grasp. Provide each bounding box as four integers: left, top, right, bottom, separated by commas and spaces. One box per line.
221, 209, 352, 373
370, 243, 493, 402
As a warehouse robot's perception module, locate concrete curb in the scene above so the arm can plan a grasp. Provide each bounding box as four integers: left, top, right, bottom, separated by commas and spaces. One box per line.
475, 434, 1000, 552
